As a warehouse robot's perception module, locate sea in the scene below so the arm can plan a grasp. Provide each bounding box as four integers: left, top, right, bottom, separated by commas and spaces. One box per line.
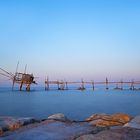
0, 85, 140, 120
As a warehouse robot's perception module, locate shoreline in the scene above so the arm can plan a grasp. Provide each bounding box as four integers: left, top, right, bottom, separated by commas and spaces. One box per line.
1, 113, 140, 140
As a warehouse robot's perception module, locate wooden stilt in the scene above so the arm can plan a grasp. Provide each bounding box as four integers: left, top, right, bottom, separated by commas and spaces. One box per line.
45, 77, 49, 90
106, 77, 109, 90
57, 80, 60, 90
12, 79, 15, 91
26, 84, 30, 91
65, 81, 68, 90
45, 81, 47, 91
59, 80, 64, 90
130, 80, 135, 90
20, 81, 23, 91
92, 80, 94, 91
81, 79, 84, 89
120, 80, 123, 90
78, 79, 85, 90
45, 77, 47, 91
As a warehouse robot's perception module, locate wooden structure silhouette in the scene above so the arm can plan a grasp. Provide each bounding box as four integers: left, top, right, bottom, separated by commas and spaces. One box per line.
0, 63, 37, 91
45, 77, 140, 91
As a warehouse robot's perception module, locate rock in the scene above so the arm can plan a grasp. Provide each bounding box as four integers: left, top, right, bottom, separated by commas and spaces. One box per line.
124, 115, 140, 129
5, 120, 21, 130
48, 113, 68, 121
86, 113, 131, 127
111, 113, 131, 124
76, 127, 140, 140
86, 113, 109, 122
1, 121, 95, 140
75, 134, 95, 140
0, 116, 39, 135
0, 116, 21, 132
79, 127, 140, 140
0, 128, 3, 136
17, 117, 39, 126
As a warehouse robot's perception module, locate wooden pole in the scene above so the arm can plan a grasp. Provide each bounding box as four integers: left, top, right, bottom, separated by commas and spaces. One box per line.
57, 80, 60, 90
45, 77, 47, 90
120, 80, 123, 90
92, 80, 94, 91
106, 77, 109, 90
81, 79, 84, 89
12, 79, 15, 91
65, 81, 68, 90
45, 76, 49, 90
60, 80, 65, 90
130, 80, 135, 90
20, 81, 23, 91
46, 76, 49, 90
78, 78, 85, 90
24, 64, 27, 74
26, 84, 30, 91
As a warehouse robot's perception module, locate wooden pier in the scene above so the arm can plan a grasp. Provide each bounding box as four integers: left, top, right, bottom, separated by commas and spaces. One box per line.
45, 77, 140, 91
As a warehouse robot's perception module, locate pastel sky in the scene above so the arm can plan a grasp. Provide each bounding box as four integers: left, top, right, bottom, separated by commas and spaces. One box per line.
0, 0, 140, 85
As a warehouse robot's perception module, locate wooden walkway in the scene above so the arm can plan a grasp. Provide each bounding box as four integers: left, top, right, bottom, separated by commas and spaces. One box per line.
45, 77, 140, 91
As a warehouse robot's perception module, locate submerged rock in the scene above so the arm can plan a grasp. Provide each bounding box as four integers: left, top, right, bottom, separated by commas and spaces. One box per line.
86, 113, 131, 127
124, 115, 140, 129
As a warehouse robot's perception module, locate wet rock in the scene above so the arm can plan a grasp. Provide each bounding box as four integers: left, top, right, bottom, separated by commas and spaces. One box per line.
86, 113, 131, 127
17, 117, 39, 126
0, 117, 21, 132
124, 115, 140, 129
48, 113, 69, 121
0, 116, 39, 135
75, 134, 95, 140
94, 128, 140, 140
78, 127, 140, 140
1, 121, 95, 140
0, 128, 3, 136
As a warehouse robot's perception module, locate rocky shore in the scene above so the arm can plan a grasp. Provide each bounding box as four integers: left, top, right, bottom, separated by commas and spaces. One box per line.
0, 113, 140, 140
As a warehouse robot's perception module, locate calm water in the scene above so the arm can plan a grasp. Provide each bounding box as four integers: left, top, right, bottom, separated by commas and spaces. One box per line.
0, 87, 140, 120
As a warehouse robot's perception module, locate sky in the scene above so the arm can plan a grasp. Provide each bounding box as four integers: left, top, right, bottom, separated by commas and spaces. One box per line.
0, 0, 140, 85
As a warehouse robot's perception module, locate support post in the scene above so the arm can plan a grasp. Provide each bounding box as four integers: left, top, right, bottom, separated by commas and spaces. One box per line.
106, 77, 109, 90
59, 80, 65, 90
57, 80, 60, 90
45, 81, 47, 91
12, 79, 15, 91
120, 80, 123, 90
81, 79, 84, 89
26, 84, 30, 91
92, 80, 94, 91
65, 81, 68, 90
47, 77, 49, 90
20, 81, 23, 91
130, 80, 135, 90
78, 79, 85, 90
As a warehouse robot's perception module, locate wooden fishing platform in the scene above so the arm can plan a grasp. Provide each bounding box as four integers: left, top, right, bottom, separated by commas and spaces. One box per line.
0, 63, 37, 91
